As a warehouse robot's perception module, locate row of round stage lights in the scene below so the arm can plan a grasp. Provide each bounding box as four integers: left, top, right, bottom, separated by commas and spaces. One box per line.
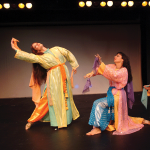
79, 1, 150, 7
0, 3, 32, 9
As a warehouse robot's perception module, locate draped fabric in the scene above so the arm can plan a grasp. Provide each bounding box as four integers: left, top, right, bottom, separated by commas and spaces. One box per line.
82, 78, 92, 93
15, 47, 80, 128
141, 88, 148, 109
29, 72, 41, 105
124, 81, 135, 109
141, 85, 150, 109
113, 89, 143, 135
89, 62, 144, 135
82, 57, 99, 93
28, 89, 49, 122
92, 57, 99, 74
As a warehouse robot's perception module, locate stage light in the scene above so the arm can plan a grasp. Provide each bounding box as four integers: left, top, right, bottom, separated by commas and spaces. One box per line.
79, 1, 85, 7
114, 1, 121, 7
100, 1, 106, 7
26, 3, 32, 9
3, 3, 10, 9
86, 1, 92, 7
11, 4, 17, 9
0, 4, 2, 9
121, 1, 127, 7
149, 1, 150, 6
18, 3, 25, 9
128, 1, 134, 7
107, 1, 113, 7
93, 1, 99, 7
142, 1, 148, 6
134, 1, 141, 7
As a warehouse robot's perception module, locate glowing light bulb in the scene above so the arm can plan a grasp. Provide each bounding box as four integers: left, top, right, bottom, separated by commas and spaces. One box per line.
0, 4, 2, 9
107, 1, 113, 7
3, 3, 10, 9
79, 1, 85, 7
18, 3, 25, 9
128, 1, 134, 7
26, 3, 32, 9
121, 1, 127, 7
100, 1, 106, 7
86, 1, 92, 7
142, 1, 148, 7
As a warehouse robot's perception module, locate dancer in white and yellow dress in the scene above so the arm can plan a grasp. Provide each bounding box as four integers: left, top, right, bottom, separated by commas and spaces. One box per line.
11, 38, 80, 130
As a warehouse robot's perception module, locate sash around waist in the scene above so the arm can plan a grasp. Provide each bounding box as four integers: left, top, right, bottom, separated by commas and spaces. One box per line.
49, 63, 65, 71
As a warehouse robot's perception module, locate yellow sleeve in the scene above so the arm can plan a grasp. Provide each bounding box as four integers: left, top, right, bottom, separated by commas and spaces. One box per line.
55, 46, 79, 69
97, 62, 106, 74
14, 50, 40, 64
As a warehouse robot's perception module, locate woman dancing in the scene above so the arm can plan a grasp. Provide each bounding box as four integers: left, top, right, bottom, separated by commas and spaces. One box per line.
11, 38, 80, 130
84, 52, 150, 135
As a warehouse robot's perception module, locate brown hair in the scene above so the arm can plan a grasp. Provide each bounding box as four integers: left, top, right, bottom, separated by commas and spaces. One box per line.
31, 43, 47, 85
117, 52, 133, 83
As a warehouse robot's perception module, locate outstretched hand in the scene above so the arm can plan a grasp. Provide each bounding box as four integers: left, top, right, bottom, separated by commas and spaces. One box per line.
84, 72, 94, 79
95, 54, 102, 64
11, 37, 21, 51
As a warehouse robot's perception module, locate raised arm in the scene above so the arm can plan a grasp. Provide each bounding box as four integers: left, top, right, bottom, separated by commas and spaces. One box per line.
84, 54, 102, 79
11, 38, 46, 65
11, 37, 40, 63
15, 50, 41, 63
11, 37, 21, 51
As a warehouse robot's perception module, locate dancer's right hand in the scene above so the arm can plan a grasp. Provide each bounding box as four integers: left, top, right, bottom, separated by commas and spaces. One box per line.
84, 72, 94, 78
11, 37, 21, 51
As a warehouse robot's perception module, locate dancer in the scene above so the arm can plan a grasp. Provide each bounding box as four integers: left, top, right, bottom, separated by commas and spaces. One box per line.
11, 38, 80, 130
84, 52, 150, 135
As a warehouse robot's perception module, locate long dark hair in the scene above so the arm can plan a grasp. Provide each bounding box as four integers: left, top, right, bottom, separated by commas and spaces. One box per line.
117, 52, 133, 83
31, 43, 47, 85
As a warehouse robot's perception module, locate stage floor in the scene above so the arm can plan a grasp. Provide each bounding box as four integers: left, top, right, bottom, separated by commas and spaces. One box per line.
0, 92, 150, 150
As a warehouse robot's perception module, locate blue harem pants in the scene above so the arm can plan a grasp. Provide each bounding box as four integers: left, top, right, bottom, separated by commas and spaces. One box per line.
88, 87, 115, 131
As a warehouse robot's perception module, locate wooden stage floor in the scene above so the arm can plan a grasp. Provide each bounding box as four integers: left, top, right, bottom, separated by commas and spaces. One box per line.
0, 92, 150, 150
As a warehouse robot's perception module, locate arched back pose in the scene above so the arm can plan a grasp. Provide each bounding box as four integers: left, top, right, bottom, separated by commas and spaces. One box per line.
84, 52, 150, 135
11, 38, 80, 130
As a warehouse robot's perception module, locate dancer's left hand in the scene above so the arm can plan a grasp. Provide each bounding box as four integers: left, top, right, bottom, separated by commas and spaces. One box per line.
73, 68, 77, 74
95, 54, 102, 64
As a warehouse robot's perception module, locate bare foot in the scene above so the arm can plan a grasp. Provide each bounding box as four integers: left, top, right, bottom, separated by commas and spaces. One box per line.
25, 122, 33, 130
86, 127, 101, 136
142, 119, 150, 125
